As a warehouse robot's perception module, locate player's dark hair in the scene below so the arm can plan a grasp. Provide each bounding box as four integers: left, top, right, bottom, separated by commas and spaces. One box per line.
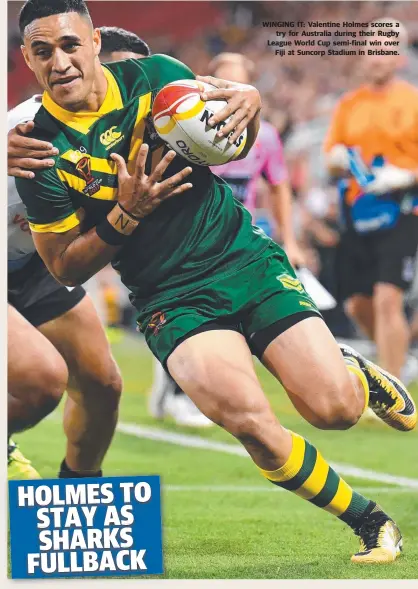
19, 0, 91, 36
99, 27, 151, 57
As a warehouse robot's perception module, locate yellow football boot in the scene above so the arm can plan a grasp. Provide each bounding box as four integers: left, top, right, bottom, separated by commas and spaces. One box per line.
352, 505, 403, 564
8, 441, 41, 480
340, 344, 417, 431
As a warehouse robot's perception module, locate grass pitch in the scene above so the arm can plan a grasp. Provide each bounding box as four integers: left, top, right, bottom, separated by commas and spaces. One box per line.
14, 332, 418, 579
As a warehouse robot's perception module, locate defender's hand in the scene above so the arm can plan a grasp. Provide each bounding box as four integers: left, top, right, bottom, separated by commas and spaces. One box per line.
111, 144, 193, 219
8, 121, 59, 179
196, 75, 261, 144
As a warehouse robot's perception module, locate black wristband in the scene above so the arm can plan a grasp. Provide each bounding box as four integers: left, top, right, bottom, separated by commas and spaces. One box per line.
118, 202, 142, 221
96, 217, 129, 246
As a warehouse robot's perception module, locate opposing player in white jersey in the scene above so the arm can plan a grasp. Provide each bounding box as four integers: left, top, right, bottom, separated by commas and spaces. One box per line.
149, 53, 305, 424
7, 27, 151, 478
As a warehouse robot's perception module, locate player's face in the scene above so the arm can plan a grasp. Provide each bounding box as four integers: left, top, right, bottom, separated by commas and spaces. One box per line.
214, 63, 250, 85
100, 50, 146, 63
21, 12, 101, 111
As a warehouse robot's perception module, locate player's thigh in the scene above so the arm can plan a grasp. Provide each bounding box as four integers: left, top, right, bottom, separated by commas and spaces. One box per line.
8, 304, 68, 403
235, 245, 359, 427
261, 315, 361, 428
167, 329, 281, 438
38, 294, 122, 403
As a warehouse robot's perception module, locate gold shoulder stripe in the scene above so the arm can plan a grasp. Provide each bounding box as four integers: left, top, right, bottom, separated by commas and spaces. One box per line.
128, 92, 152, 174
29, 211, 81, 234
42, 67, 123, 134
57, 169, 117, 201
60, 150, 117, 176
101, 66, 124, 112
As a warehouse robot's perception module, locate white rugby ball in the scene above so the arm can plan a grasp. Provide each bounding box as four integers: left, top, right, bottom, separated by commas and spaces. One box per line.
151, 79, 247, 166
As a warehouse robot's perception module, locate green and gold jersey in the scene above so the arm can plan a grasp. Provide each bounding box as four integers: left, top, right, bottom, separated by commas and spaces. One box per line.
16, 55, 270, 315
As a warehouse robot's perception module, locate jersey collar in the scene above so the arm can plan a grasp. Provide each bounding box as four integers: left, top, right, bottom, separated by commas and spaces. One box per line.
42, 66, 123, 135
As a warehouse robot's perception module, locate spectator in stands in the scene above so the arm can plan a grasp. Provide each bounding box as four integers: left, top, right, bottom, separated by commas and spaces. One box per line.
324, 19, 418, 381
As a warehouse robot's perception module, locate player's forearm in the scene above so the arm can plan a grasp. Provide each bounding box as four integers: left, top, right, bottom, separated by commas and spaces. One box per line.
34, 204, 139, 287
52, 229, 122, 286
270, 182, 297, 244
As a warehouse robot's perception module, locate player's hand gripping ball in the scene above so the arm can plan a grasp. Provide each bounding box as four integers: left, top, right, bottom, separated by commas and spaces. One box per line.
152, 79, 247, 166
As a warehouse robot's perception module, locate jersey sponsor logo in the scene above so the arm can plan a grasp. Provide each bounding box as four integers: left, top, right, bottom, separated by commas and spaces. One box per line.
13, 213, 31, 233
100, 126, 124, 150
276, 273, 304, 293
148, 311, 167, 336
75, 156, 103, 197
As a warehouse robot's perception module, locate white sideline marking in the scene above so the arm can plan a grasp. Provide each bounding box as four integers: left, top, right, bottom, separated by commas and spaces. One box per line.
163, 485, 415, 494
116, 422, 418, 490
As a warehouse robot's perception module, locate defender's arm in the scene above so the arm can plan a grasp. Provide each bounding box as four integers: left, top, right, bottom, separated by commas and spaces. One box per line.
18, 146, 193, 286
32, 207, 132, 286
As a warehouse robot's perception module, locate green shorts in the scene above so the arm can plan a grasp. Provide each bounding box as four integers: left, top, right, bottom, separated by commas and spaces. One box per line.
139, 242, 321, 368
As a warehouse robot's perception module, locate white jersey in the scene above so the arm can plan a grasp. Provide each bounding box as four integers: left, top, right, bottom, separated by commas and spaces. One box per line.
8, 95, 42, 272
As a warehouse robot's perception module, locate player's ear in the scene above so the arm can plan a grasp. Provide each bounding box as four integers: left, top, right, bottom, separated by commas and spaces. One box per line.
21, 45, 34, 72
93, 28, 101, 58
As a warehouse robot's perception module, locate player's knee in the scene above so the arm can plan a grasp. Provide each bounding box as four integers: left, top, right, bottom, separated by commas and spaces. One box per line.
220, 404, 276, 440
93, 360, 123, 409
312, 407, 359, 430
78, 356, 123, 411
309, 380, 361, 430
30, 354, 68, 417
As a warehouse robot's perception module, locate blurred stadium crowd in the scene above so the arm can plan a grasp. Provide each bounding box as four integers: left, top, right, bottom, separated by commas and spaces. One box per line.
8, 0, 418, 338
